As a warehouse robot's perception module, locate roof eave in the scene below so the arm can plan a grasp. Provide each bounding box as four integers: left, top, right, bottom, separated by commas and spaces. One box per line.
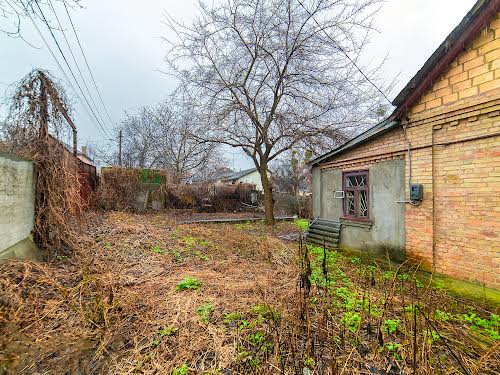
308, 120, 399, 167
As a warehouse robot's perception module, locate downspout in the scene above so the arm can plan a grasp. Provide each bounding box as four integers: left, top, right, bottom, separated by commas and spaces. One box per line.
431, 125, 437, 272
397, 123, 421, 206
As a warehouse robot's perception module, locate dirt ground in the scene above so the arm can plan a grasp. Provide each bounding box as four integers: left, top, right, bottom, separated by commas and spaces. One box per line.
0, 211, 498, 374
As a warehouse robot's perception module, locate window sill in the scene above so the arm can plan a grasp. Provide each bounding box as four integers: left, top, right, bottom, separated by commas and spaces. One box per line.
340, 218, 373, 231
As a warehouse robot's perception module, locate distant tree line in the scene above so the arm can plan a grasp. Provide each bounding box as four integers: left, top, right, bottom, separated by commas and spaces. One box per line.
92, 91, 226, 184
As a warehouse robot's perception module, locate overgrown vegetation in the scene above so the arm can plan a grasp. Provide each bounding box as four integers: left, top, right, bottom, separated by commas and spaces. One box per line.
92, 166, 260, 212
0, 212, 497, 374
1, 70, 83, 256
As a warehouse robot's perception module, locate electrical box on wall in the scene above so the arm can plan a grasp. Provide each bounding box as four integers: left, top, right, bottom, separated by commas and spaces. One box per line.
410, 184, 423, 201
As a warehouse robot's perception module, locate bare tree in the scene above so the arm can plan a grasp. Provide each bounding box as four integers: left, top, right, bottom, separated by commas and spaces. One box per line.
120, 106, 160, 169
113, 95, 223, 183
0, 0, 80, 39
165, 0, 390, 224
154, 97, 220, 183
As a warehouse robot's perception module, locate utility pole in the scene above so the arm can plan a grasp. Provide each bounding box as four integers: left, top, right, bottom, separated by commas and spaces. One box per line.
118, 129, 122, 167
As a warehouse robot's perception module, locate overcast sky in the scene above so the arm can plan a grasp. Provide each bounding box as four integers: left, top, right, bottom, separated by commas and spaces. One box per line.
0, 0, 476, 169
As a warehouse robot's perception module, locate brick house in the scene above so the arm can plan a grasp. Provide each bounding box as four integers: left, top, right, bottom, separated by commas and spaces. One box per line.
309, 0, 500, 289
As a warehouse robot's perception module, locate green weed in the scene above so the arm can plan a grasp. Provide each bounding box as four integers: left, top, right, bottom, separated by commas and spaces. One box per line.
250, 304, 281, 322
294, 219, 309, 231
176, 277, 202, 291
172, 363, 188, 375
196, 302, 214, 324
182, 236, 198, 246
304, 356, 315, 369
434, 309, 450, 322
248, 331, 264, 346
431, 331, 441, 343
234, 221, 252, 230
350, 257, 361, 265
158, 325, 177, 337
462, 311, 499, 340
151, 245, 165, 254
238, 319, 251, 330
397, 273, 410, 281
383, 271, 395, 280
386, 342, 401, 352
223, 312, 241, 325
433, 279, 445, 290
169, 249, 183, 262
341, 311, 361, 333
384, 319, 400, 334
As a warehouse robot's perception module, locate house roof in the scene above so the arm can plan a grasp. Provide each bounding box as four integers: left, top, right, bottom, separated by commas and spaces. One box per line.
221, 167, 258, 181
390, 0, 498, 119
309, 0, 499, 167
308, 120, 399, 166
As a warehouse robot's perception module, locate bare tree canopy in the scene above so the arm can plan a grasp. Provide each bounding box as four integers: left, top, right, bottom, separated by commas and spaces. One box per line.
164, 0, 391, 224
0, 0, 80, 38
114, 94, 224, 183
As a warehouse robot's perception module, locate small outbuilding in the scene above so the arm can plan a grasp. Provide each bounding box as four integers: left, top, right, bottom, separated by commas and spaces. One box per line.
309, 0, 500, 289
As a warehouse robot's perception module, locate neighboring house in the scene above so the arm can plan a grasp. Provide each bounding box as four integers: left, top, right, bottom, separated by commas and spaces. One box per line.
61, 141, 98, 203
218, 167, 264, 192
309, 0, 500, 289
76, 145, 94, 166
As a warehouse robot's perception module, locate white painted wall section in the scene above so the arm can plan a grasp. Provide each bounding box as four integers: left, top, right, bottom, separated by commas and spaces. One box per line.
237, 170, 263, 191
0, 152, 35, 255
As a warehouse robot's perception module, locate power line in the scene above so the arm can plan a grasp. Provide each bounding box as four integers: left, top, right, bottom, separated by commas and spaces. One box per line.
62, 1, 116, 128
296, 0, 393, 106
24, 6, 109, 140
46, 0, 112, 133
31, 1, 111, 137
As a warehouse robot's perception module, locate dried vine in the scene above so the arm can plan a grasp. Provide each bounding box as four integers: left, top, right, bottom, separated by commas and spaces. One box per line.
1, 69, 83, 255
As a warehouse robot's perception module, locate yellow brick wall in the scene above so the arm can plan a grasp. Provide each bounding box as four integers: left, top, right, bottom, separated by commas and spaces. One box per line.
404, 12, 500, 288
433, 129, 499, 287
318, 12, 500, 289
412, 13, 500, 115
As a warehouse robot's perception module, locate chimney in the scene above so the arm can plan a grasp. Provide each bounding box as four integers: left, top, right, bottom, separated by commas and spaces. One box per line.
81, 145, 88, 156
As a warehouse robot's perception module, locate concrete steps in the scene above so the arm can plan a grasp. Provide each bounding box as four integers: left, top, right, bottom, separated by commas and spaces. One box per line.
306, 218, 341, 248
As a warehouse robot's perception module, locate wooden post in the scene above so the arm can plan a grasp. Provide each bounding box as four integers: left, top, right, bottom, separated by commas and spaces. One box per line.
118, 129, 122, 166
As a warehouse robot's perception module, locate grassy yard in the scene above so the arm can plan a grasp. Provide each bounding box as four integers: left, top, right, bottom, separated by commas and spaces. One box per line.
0, 211, 498, 374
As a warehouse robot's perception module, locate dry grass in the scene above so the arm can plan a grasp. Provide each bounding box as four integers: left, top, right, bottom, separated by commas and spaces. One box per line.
0, 211, 298, 374
0, 211, 498, 374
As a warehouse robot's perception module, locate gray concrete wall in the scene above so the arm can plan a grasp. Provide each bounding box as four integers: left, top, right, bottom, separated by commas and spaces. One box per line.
312, 167, 321, 217
312, 159, 405, 256
0, 152, 37, 259
320, 169, 343, 220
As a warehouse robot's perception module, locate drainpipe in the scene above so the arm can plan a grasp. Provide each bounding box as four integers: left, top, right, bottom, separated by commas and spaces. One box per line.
396, 123, 421, 206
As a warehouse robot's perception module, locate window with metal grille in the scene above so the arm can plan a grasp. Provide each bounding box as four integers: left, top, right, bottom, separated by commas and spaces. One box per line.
342, 170, 369, 221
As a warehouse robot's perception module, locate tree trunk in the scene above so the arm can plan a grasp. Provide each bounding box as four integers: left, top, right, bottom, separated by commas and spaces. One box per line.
259, 162, 275, 225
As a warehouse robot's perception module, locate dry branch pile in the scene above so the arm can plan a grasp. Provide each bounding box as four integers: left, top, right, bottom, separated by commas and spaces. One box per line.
0, 212, 498, 374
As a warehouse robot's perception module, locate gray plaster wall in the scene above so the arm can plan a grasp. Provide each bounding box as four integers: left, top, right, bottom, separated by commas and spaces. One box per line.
312, 159, 405, 254
312, 167, 321, 217
0, 152, 36, 259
